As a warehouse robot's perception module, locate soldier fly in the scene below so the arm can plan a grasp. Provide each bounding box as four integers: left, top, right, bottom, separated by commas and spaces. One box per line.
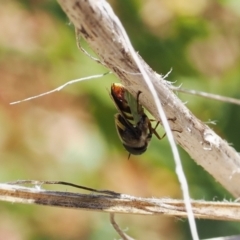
110, 83, 161, 158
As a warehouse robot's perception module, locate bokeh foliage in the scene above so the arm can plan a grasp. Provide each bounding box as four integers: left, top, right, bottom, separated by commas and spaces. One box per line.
1, 0, 240, 239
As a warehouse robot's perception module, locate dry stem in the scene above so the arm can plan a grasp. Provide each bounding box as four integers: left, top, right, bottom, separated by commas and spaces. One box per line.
0, 183, 240, 221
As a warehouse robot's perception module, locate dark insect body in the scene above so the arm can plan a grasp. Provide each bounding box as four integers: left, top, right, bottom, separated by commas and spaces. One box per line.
110, 83, 161, 158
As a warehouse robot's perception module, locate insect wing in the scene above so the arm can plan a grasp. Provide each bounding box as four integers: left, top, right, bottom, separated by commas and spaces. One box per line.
110, 83, 134, 125
114, 113, 135, 142
124, 90, 142, 125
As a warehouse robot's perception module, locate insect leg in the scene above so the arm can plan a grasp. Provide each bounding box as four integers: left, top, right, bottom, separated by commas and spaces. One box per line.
151, 121, 166, 140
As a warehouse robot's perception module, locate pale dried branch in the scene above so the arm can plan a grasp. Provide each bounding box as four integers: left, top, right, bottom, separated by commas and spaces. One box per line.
203, 235, 240, 240
1, 183, 240, 221
10, 72, 110, 105
56, 0, 240, 197
171, 86, 240, 106
110, 214, 135, 240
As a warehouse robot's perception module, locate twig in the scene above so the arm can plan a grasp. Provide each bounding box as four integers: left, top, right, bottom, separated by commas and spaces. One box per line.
171, 87, 240, 106
1, 182, 240, 221
110, 214, 134, 240
203, 235, 240, 240
10, 72, 110, 105
7, 180, 119, 196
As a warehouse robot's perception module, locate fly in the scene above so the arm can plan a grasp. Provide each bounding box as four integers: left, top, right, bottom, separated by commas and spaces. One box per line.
110, 83, 161, 158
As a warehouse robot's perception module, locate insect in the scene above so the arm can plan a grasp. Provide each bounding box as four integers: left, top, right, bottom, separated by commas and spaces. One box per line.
110, 83, 161, 158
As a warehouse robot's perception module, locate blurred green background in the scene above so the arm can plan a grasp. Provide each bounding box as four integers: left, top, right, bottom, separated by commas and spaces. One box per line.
1, 0, 240, 239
